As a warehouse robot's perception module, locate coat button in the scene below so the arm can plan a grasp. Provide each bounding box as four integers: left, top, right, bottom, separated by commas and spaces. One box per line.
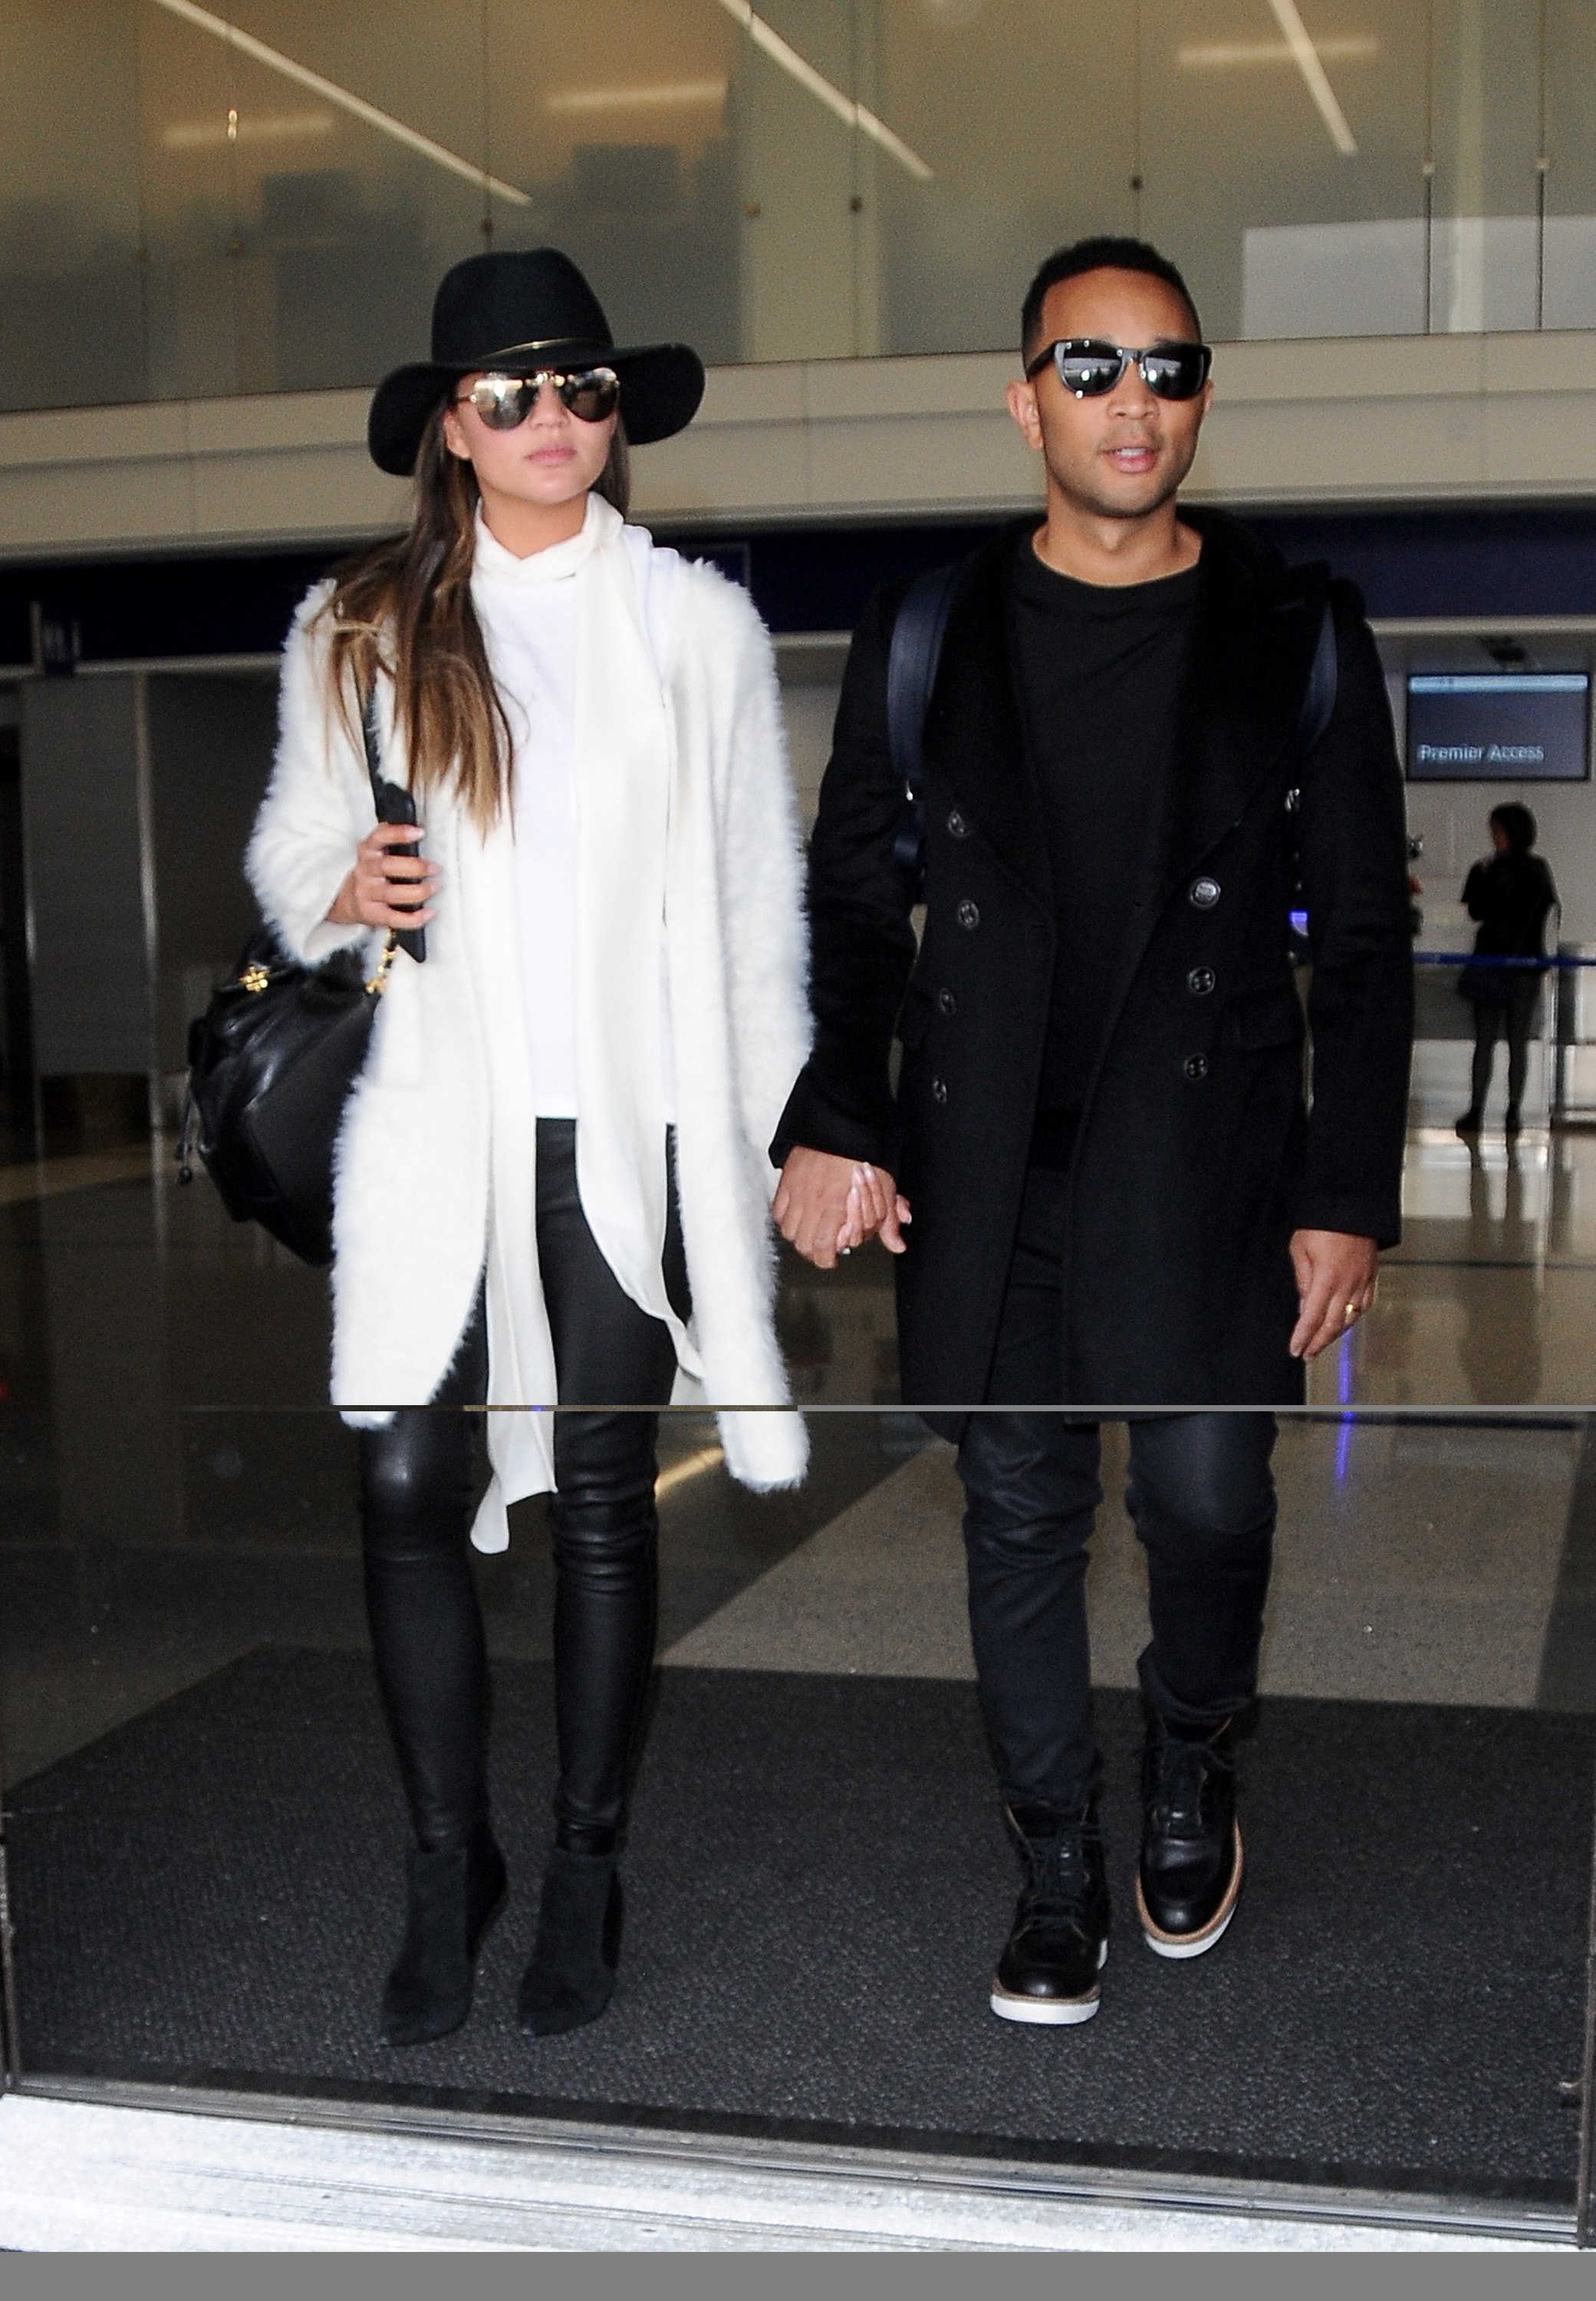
1285, 786, 1301, 815
957, 900, 980, 930
931, 1075, 949, 1104
946, 809, 971, 838
1186, 966, 1216, 997
1183, 1052, 1209, 1081
937, 988, 958, 1016
1189, 876, 1221, 909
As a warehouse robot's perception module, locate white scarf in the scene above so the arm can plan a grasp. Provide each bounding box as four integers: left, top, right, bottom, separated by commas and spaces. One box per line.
474, 494, 699, 1378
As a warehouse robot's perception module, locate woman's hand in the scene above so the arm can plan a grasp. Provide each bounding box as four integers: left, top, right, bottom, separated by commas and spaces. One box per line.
837, 1161, 912, 1256
774, 1148, 912, 1269
327, 821, 440, 932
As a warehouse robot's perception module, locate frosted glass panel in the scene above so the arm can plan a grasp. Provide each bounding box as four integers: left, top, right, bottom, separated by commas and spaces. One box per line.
1138, 0, 1430, 345
0, 0, 1588, 414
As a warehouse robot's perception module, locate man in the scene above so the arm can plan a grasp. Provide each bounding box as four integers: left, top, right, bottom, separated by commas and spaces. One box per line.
771, 237, 1412, 2024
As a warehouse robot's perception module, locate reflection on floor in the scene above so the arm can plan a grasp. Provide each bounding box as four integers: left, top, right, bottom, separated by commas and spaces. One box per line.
8, 1124, 1596, 1421
664, 1419, 1581, 1709
1354, 1127, 1596, 1405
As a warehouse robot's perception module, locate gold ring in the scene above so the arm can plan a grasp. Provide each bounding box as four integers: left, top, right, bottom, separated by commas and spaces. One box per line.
1344, 1302, 1360, 1321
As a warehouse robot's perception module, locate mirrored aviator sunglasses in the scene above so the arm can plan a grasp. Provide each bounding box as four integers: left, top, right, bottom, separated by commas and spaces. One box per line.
1028, 338, 1212, 401
459, 366, 620, 428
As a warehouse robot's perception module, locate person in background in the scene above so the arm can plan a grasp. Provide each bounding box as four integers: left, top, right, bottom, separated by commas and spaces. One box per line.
1456, 802, 1558, 1138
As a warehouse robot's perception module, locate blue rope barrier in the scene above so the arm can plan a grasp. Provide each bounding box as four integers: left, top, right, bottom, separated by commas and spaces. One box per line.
1413, 952, 1576, 968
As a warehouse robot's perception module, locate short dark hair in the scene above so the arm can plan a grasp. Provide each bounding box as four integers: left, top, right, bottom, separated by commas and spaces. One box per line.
1490, 802, 1537, 852
1021, 236, 1203, 361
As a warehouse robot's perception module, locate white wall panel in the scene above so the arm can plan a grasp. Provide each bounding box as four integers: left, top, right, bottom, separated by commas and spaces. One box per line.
5, 334, 1596, 563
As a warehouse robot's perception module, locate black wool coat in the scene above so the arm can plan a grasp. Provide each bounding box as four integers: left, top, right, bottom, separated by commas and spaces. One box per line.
772, 509, 1414, 1422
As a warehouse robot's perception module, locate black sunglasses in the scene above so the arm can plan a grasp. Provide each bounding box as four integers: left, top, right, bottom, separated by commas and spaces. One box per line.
1025, 338, 1213, 401
456, 367, 620, 428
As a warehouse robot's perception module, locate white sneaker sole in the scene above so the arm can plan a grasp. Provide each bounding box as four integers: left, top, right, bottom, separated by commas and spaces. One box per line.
989, 1937, 1107, 2024
1137, 1822, 1243, 1960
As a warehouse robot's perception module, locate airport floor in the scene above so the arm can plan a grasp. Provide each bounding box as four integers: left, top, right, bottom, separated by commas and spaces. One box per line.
2, 1109, 1594, 2240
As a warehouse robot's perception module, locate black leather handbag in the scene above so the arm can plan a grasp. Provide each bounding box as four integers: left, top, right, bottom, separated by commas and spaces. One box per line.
177, 689, 421, 1266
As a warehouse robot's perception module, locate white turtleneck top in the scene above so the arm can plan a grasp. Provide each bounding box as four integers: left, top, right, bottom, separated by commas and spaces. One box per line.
469, 502, 676, 1123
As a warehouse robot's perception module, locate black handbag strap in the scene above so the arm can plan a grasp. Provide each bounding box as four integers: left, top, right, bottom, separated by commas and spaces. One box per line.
359, 677, 387, 809
357, 673, 423, 971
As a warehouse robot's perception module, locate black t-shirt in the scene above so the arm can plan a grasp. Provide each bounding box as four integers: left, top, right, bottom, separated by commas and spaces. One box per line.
1009, 531, 1201, 1143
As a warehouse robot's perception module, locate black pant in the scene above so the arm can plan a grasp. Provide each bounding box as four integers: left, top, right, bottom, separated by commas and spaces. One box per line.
357, 1118, 688, 1854
1470, 976, 1541, 1118
957, 1160, 1277, 1812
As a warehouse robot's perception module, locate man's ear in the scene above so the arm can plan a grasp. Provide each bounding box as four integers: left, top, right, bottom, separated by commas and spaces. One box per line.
1006, 375, 1043, 452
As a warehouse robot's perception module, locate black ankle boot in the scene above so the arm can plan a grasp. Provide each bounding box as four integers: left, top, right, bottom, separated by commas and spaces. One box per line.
989, 1795, 1111, 2026
380, 1825, 507, 2048
1136, 1713, 1242, 1960
518, 1847, 623, 2038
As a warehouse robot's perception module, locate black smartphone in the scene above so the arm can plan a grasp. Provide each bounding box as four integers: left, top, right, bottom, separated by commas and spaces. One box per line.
373, 779, 426, 964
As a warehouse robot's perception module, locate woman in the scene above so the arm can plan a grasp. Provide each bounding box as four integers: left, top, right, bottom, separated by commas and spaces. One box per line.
1456, 802, 1558, 1137
248, 249, 811, 2047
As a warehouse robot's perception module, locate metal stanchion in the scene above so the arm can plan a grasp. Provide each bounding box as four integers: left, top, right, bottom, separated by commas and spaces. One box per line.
0, 1703, 18, 2090
1577, 1755, 1596, 2247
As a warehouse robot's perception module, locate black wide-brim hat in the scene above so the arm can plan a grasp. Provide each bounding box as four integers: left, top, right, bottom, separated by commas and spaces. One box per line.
368, 248, 706, 476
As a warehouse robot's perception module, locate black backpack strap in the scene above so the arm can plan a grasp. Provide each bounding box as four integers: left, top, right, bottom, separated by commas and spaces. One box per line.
887, 561, 961, 889
1297, 583, 1338, 758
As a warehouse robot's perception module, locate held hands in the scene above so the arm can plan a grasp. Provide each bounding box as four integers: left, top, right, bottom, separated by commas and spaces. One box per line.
327, 821, 440, 933
1288, 1228, 1378, 1360
773, 1147, 912, 1270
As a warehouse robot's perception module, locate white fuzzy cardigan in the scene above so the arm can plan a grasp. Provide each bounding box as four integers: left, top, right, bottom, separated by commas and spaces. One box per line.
247, 533, 811, 1548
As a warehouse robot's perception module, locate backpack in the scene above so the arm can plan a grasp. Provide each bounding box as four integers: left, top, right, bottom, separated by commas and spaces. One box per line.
884, 559, 1339, 901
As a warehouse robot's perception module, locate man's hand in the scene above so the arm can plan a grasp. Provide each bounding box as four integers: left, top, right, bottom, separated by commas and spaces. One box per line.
1288, 1229, 1378, 1360
773, 1147, 912, 1270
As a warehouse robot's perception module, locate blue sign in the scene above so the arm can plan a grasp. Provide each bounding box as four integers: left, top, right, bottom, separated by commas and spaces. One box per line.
1407, 671, 1590, 782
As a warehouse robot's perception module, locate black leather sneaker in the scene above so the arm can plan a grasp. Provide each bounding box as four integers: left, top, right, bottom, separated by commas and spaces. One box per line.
990, 1796, 1111, 2025
1136, 1713, 1242, 1960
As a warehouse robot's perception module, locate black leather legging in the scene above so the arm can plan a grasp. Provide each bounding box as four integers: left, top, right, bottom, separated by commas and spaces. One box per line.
357, 1118, 687, 1854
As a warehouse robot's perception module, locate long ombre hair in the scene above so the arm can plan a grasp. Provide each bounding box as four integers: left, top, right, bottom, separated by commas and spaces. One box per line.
317, 398, 631, 833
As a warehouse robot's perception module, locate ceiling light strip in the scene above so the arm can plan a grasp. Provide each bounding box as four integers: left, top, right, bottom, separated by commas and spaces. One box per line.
1177, 35, 1379, 67
715, 0, 933, 181
148, 0, 532, 206
545, 81, 729, 114
1263, 0, 1358, 155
